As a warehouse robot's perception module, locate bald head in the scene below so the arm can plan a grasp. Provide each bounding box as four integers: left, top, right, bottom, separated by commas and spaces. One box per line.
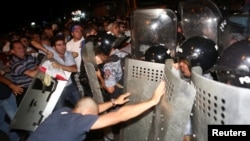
73, 97, 99, 115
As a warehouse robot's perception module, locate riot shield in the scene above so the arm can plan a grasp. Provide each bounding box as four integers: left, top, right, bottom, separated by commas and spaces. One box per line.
120, 59, 165, 141
131, 8, 177, 60
81, 41, 104, 103
191, 66, 250, 141
218, 13, 249, 53
10, 58, 71, 132
147, 59, 196, 141
179, 0, 222, 43
120, 59, 196, 141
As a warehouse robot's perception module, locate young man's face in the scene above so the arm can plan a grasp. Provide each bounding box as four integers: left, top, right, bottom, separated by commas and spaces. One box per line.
71, 25, 83, 40
54, 40, 66, 55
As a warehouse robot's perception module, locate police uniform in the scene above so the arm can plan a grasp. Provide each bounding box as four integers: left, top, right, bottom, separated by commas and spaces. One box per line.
103, 49, 129, 99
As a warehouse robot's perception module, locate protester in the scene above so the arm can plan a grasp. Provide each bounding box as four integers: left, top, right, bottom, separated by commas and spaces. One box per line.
26, 80, 165, 141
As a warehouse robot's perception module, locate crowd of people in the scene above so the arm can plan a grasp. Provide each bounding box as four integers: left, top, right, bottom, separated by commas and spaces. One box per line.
1, 0, 250, 140
0, 10, 175, 141
0, 15, 135, 141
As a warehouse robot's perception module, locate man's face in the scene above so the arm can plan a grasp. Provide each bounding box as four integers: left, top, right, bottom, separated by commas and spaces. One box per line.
54, 40, 66, 55
32, 34, 41, 43
111, 23, 120, 37
119, 23, 126, 34
11, 42, 26, 58
20, 37, 30, 48
179, 60, 191, 77
89, 29, 98, 36
71, 25, 83, 40
44, 28, 54, 38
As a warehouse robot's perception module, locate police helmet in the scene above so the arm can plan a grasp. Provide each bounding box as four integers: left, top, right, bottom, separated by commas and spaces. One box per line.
212, 39, 250, 89
96, 32, 117, 56
95, 32, 129, 56
176, 36, 219, 72
145, 45, 172, 64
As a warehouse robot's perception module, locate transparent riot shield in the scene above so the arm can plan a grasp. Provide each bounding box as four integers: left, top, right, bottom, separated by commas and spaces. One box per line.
218, 13, 249, 53
81, 41, 104, 103
191, 66, 250, 141
131, 8, 177, 60
120, 59, 196, 141
179, 0, 222, 43
10, 58, 71, 132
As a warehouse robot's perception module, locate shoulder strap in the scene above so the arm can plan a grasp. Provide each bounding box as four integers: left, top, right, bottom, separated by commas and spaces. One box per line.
104, 54, 120, 63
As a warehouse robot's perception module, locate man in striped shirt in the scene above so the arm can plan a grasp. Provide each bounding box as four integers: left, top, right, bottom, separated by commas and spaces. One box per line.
9, 40, 40, 106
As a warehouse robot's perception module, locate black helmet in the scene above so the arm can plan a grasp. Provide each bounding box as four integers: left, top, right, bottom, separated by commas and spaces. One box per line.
113, 35, 130, 49
176, 36, 219, 72
97, 32, 117, 56
144, 45, 172, 64
212, 39, 250, 88
95, 32, 129, 56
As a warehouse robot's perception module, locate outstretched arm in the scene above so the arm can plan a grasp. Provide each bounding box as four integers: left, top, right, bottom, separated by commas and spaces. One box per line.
51, 62, 77, 73
91, 80, 166, 130
30, 40, 53, 59
98, 92, 131, 113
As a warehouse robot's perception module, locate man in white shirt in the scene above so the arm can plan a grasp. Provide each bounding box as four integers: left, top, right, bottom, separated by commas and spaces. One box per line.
66, 23, 85, 96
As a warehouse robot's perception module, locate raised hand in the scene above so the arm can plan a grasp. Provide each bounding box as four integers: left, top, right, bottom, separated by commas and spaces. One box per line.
115, 92, 131, 105
151, 80, 166, 105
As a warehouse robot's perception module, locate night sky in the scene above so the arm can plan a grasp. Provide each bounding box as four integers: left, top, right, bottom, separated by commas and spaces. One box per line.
0, 1, 90, 34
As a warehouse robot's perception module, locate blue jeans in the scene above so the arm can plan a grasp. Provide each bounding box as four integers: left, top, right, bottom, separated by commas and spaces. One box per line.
0, 94, 20, 141
54, 83, 80, 111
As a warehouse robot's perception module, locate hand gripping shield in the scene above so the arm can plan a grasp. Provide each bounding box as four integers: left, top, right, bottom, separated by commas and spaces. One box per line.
120, 59, 196, 141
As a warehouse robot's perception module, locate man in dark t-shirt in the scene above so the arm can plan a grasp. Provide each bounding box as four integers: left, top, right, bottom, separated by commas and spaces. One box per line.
27, 107, 98, 141
27, 81, 165, 141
